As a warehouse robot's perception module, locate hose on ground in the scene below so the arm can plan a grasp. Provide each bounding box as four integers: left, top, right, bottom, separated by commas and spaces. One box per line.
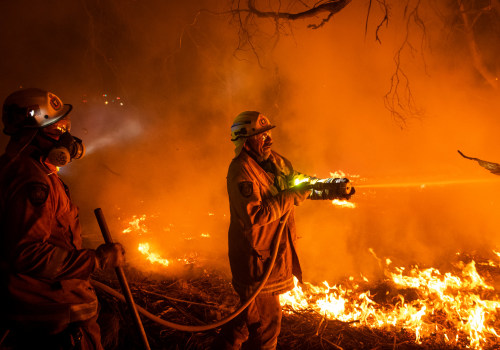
91, 210, 291, 332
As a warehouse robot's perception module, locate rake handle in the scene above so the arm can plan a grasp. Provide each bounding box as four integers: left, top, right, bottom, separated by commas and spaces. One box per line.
94, 208, 151, 350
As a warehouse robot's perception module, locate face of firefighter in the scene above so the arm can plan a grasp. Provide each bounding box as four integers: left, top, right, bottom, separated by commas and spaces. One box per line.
245, 130, 273, 162
36, 116, 85, 166
42, 116, 71, 140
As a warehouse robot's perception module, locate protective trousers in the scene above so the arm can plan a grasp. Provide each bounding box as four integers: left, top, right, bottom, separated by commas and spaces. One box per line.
215, 293, 282, 350
0, 315, 103, 350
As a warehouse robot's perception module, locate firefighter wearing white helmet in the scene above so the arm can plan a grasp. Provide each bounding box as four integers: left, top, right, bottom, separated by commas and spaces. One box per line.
230, 111, 276, 158
2, 88, 87, 167
0, 88, 125, 350
217, 110, 355, 349
215, 110, 307, 350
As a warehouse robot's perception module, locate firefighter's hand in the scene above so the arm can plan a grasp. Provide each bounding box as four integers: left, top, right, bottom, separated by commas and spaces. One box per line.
95, 243, 126, 270
292, 187, 311, 205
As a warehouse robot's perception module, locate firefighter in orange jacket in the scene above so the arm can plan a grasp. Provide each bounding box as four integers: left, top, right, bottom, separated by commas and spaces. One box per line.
218, 111, 344, 350
0, 88, 125, 350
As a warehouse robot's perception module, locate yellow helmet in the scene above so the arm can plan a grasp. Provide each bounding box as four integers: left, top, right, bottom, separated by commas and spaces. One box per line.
2, 88, 72, 135
231, 111, 275, 141
231, 111, 275, 157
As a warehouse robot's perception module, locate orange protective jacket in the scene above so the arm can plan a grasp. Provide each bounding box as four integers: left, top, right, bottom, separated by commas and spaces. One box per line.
227, 149, 304, 297
0, 144, 99, 333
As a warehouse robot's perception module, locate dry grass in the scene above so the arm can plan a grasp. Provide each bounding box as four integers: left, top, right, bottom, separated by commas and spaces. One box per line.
92, 260, 500, 350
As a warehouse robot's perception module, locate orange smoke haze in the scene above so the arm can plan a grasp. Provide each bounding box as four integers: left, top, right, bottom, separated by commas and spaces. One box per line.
1, 1, 500, 282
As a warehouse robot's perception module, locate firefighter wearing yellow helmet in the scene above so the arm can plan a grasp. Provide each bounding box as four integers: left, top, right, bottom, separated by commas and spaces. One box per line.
213, 111, 354, 349
0, 88, 125, 349
230, 111, 276, 158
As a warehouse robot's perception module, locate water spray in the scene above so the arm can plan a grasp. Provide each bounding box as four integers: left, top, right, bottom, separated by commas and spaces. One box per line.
355, 178, 500, 190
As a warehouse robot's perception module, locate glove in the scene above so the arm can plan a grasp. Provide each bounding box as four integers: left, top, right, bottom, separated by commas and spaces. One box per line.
95, 243, 126, 270
291, 187, 311, 205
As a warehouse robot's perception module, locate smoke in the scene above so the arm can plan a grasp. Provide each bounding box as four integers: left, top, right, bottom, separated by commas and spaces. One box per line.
1, 1, 500, 282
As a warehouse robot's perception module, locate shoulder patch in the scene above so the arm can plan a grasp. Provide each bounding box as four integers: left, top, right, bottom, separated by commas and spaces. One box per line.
28, 182, 49, 206
238, 181, 254, 198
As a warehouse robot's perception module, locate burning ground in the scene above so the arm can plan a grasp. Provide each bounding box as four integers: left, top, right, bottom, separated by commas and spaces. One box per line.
88, 205, 500, 349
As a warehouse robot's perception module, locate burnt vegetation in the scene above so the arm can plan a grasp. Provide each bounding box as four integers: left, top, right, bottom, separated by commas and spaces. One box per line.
91, 251, 500, 350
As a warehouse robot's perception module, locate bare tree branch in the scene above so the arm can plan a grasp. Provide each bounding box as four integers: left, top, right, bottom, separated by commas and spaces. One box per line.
383, 0, 426, 126
458, 150, 500, 175
457, 0, 499, 89
308, 12, 335, 29
375, 0, 390, 44
244, 0, 352, 20
226, 0, 352, 66
492, 0, 500, 15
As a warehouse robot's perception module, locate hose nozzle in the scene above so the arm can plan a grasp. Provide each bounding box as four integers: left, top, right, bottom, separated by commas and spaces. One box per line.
300, 178, 354, 200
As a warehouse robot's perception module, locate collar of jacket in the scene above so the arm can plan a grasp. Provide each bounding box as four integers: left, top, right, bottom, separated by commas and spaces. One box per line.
237, 148, 294, 191
24, 145, 58, 174
237, 149, 275, 185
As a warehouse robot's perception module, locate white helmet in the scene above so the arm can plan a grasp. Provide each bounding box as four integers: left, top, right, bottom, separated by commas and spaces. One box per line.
231, 111, 275, 157
231, 111, 275, 141
2, 88, 72, 135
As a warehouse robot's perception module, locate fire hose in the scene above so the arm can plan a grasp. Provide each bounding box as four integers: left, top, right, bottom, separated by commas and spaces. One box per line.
91, 209, 291, 332
91, 178, 353, 332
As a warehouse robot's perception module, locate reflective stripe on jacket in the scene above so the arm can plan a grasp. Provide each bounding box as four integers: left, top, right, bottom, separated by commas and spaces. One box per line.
0, 146, 98, 333
227, 149, 303, 297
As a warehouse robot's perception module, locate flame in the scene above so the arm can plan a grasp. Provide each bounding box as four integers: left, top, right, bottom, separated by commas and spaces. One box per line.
329, 170, 347, 178
137, 242, 193, 266
122, 214, 203, 267
331, 199, 356, 208
122, 214, 148, 234
137, 242, 170, 266
123, 213, 500, 347
494, 250, 500, 260
280, 254, 500, 349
